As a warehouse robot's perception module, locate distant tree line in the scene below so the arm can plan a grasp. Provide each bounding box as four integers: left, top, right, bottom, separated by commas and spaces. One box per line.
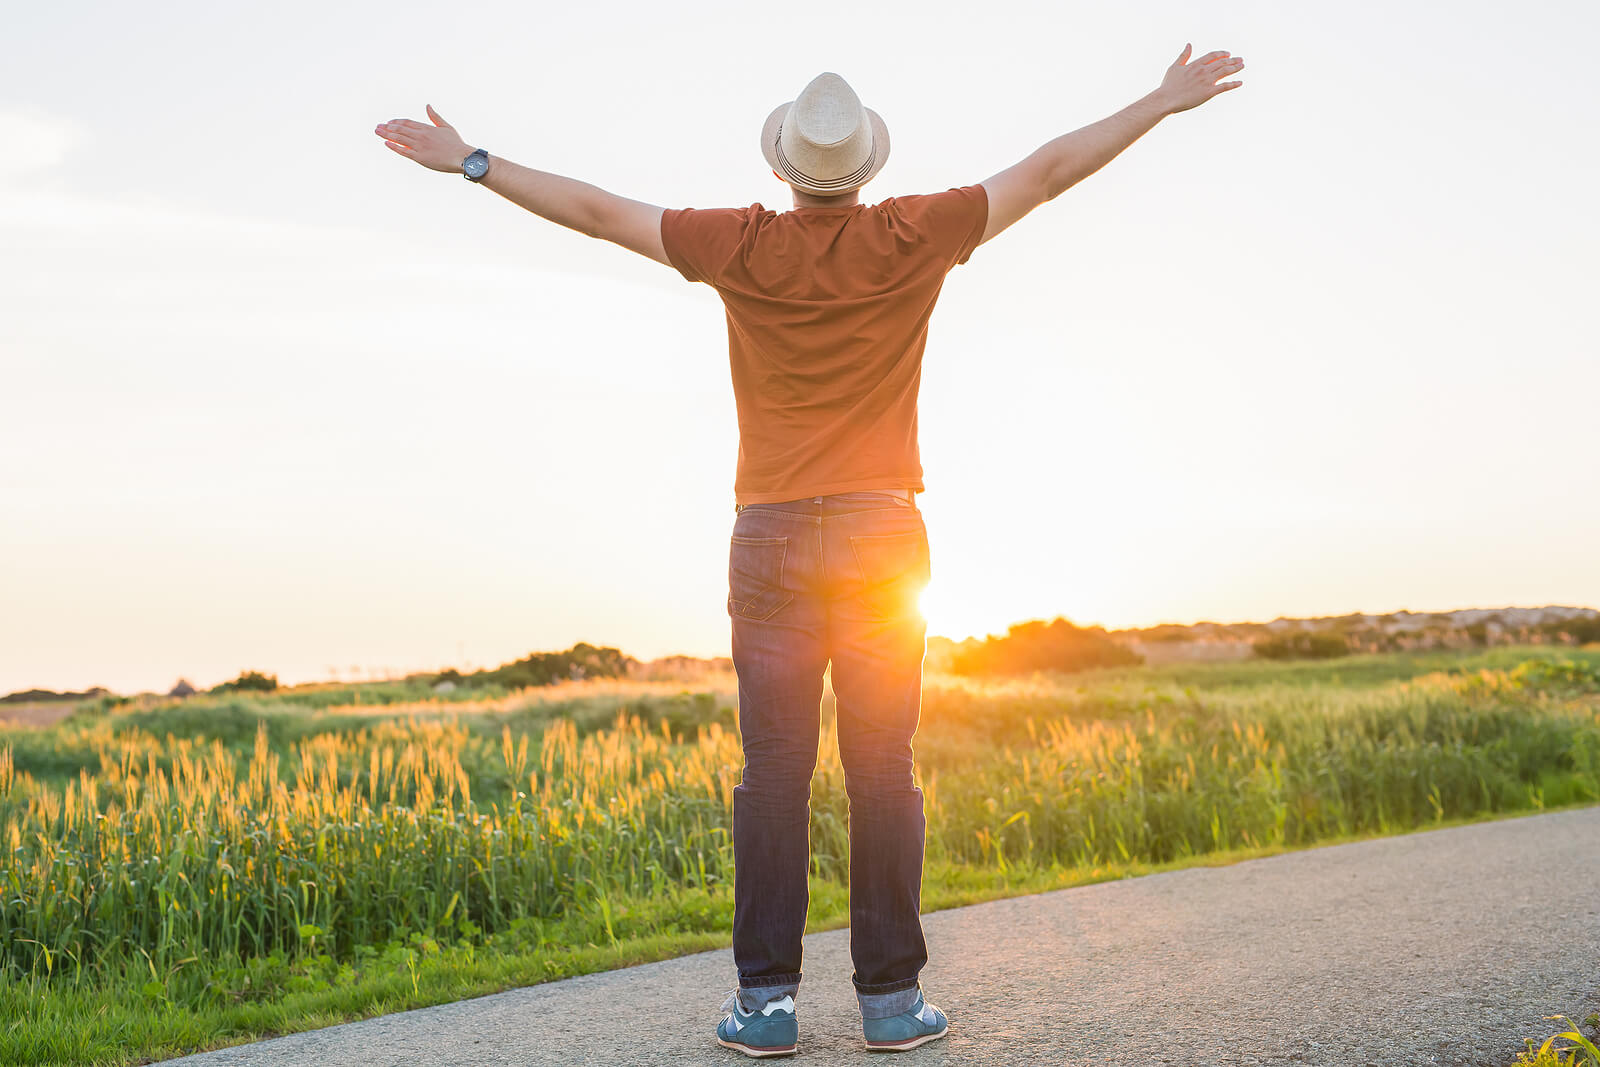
1251, 615, 1600, 661
208, 670, 279, 694
438, 642, 636, 691
927, 618, 1142, 677
1548, 616, 1600, 645
175, 646, 634, 700
0, 686, 111, 705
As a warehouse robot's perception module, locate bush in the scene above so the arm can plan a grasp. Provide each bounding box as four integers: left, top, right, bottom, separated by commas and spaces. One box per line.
1543, 617, 1600, 646
936, 618, 1142, 677
475, 643, 635, 689
1508, 656, 1600, 692
210, 670, 279, 694
1252, 632, 1349, 660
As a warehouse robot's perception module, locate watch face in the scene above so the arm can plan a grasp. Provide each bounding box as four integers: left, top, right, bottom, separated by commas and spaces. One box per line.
465, 154, 487, 177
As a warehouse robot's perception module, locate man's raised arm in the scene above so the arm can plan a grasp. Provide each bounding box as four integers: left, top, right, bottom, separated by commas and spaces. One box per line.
374, 106, 670, 267
977, 44, 1245, 247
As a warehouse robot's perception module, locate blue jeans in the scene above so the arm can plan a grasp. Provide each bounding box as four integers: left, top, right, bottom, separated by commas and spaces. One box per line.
726, 490, 932, 1020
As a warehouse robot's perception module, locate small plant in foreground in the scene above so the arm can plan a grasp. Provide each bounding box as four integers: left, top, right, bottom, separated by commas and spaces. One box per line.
1516, 1014, 1600, 1067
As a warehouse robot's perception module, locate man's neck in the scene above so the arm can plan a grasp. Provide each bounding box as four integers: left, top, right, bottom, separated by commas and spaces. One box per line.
791, 189, 861, 209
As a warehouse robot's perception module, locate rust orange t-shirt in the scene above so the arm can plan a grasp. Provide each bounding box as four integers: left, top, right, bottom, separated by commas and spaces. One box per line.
660, 184, 989, 506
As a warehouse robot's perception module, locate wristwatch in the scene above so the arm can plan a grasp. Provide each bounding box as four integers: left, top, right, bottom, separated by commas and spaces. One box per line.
461, 147, 490, 182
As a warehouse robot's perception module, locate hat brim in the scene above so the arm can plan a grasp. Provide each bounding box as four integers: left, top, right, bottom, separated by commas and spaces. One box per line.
760, 100, 890, 196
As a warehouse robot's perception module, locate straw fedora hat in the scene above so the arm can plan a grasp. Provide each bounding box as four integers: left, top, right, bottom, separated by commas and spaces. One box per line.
760, 72, 890, 196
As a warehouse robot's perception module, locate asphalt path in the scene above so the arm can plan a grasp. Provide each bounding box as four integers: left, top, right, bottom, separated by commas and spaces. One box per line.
153, 806, 1600, 1066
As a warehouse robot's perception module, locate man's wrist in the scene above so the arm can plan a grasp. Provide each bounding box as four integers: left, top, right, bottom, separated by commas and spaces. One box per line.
1139, 89, 1178, 120
457, 146, 490, 182
473, 151, 505, 186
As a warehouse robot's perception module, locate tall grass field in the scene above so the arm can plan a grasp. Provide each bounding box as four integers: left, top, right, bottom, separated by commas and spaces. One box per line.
3, 646, 1598, 1064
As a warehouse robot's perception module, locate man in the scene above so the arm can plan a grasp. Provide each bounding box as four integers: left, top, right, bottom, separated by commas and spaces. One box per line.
375, 43, 1243, 1057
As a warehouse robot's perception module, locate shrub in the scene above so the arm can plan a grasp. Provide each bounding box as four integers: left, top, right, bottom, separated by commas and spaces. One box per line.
938, 617, 1142, 677
1252, 632, 1349, 661
210, 670, 279, 694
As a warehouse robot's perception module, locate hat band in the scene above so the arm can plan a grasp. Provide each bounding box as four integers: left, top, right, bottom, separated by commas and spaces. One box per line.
773, 124, 876, 191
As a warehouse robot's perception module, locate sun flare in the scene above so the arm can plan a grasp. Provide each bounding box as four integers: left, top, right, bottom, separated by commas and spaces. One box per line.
919, 580, 979, 641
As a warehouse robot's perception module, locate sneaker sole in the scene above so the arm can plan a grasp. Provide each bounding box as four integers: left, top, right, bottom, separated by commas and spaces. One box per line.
716, 1035, 799, 1058
865, 1025, 949, 1052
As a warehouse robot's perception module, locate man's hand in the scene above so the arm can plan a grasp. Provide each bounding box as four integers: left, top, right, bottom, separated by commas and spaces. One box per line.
374, 105, 472, 173
975, 42, 1244, 247
371, 105, 671, 266
1156, 44, 1245, 114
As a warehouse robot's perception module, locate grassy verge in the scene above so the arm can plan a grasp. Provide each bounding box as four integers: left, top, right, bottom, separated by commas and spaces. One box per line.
9, 802, 1595, 1067
2, 646, 1598, 1064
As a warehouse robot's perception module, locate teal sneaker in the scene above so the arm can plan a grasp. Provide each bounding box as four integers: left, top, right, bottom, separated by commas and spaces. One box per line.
716, 989, 799, 1058
862, 989, 948, 1052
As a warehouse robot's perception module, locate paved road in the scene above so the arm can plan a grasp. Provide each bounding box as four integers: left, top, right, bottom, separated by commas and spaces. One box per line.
154, 807, 1600, 1067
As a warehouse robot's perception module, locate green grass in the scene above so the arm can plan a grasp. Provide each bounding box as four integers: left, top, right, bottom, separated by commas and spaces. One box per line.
2, 645, 1598, 1065
1513, 1014, 1600, 1066
1079, 642, 1600, 691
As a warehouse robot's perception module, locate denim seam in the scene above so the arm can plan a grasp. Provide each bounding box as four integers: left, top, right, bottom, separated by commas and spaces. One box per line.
737, 510, 822, 524
857, 983, 923, 1019
823, 507, 918, 520
742, 973, 802, 987
815, 520, 826, 591
734, 506, 917, 524
736, 492, 915, 514
853, 976, 921, 995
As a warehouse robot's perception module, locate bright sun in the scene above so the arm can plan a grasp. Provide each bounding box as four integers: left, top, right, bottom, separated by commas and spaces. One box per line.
918, 580, 973, 641
917, 576, 1024, 643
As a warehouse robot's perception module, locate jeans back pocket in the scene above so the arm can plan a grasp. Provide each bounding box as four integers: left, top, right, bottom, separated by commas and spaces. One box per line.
728, 535, 794, 621
848, 528, 930, 621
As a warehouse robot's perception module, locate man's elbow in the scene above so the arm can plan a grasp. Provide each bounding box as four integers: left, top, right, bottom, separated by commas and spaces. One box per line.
1041, 162, 1079, 203
571, 207, 608, 239
560, 193, 611, 239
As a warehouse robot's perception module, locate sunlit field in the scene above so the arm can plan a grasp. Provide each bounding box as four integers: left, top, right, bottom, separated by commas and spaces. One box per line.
4, 646, 1599, 1064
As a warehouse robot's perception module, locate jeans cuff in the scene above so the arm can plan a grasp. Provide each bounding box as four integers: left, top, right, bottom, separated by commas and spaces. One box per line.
738, 980, 799, 1013
856, 981, 922, 1019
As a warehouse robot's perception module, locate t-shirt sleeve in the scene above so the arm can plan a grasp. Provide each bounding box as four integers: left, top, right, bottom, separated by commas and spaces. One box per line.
895, 184, 990, 269
659, 205, 753, 285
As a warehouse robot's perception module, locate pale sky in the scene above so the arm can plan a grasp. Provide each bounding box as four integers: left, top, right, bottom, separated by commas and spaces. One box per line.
4, 1, 1597, 695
